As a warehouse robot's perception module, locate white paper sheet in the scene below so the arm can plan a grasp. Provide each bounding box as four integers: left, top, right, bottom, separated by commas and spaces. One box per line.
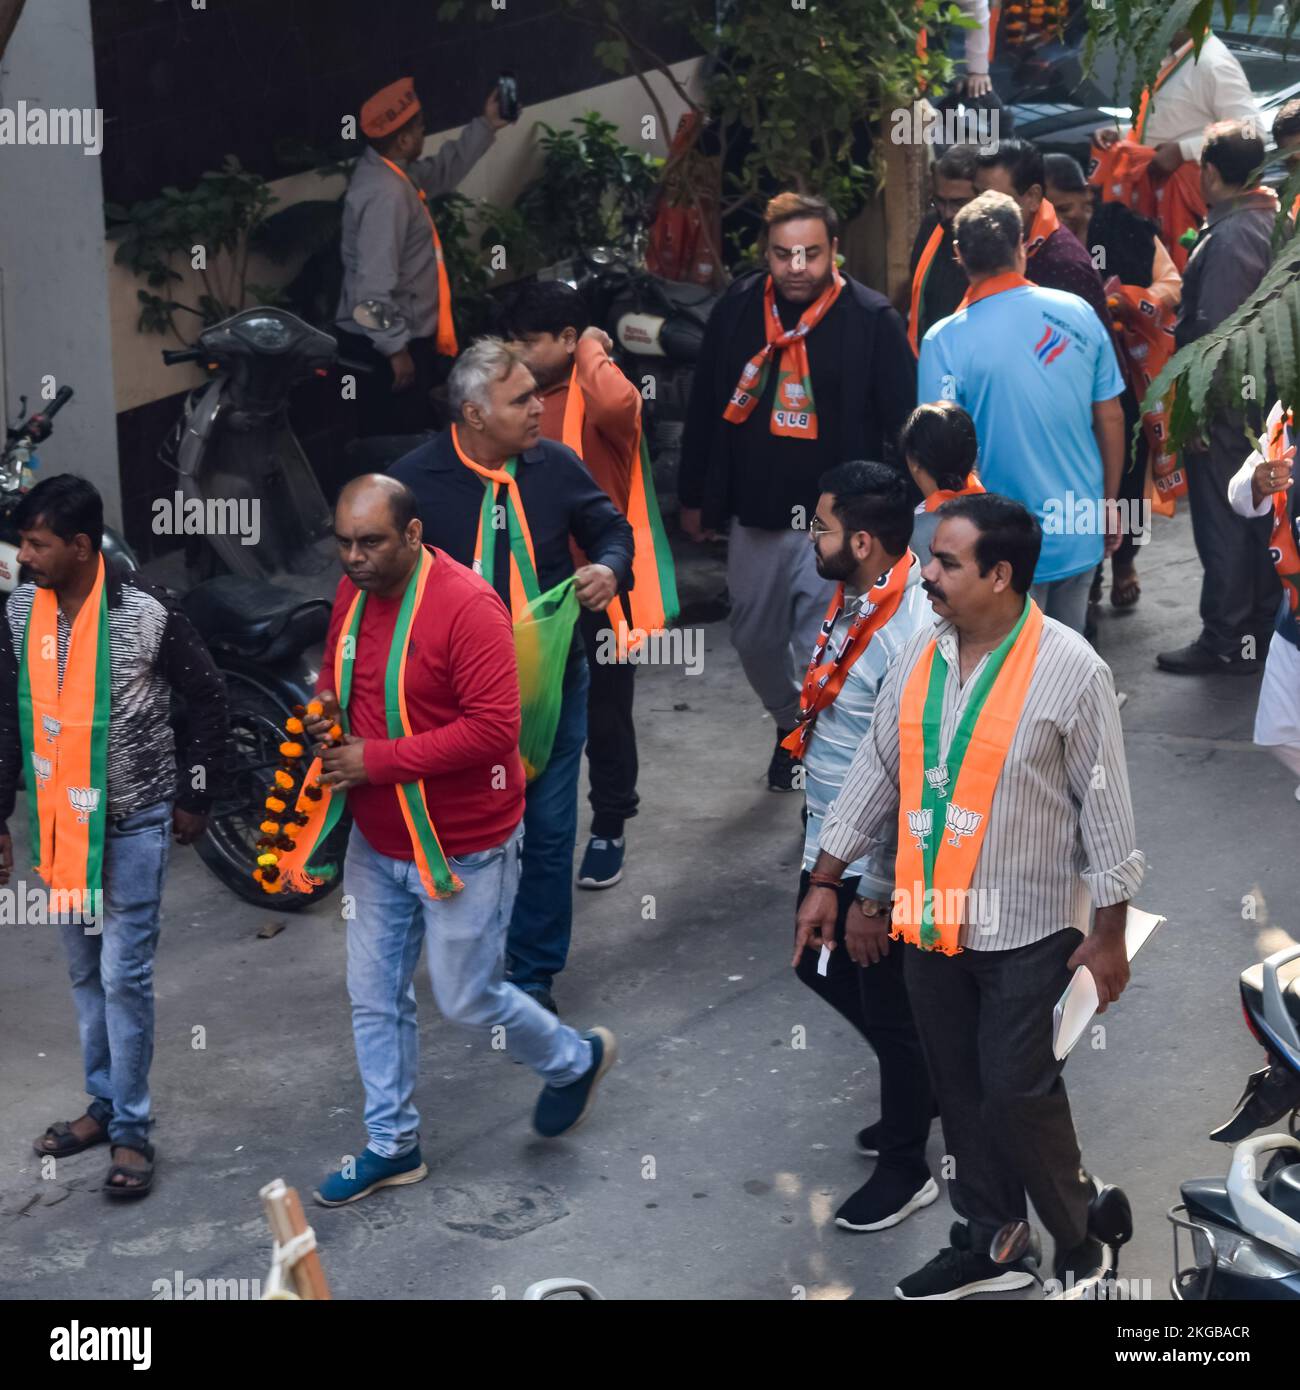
1052, 907, 1165, 1060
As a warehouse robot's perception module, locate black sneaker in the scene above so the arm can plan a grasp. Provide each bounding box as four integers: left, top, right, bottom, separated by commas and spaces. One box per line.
767, 731, 799, 791
1156, 640, 1260, 676
854, 1122, 881, 1157
1047, 1236, 1108, 1300
576, 835, 624, 889
894, 1246, 1035, 1301
836, 1169, 939, 1232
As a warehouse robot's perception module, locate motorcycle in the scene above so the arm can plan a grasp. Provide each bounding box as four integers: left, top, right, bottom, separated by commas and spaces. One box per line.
535, 240, 719, 504
157, 307, 355, 907
1168, 942, 1300, 1300
1, 384, 140, 585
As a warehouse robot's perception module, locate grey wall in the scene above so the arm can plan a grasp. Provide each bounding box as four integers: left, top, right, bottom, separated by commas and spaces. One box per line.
0, 0, 121, 527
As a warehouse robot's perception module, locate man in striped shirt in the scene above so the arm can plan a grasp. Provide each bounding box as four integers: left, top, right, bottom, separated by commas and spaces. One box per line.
798, 493, 1144, 1300
789, 461, 936, 1235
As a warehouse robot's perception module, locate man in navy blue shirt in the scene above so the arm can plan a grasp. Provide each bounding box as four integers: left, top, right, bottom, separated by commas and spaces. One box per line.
390, 339, 633, 1014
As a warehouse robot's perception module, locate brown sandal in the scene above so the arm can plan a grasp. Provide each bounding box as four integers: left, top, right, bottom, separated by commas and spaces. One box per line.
33, 1114, 109, 1158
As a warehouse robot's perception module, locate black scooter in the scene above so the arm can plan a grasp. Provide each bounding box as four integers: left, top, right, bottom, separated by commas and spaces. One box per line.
156, 308, 356, 907
1168, 943, 1300, 1300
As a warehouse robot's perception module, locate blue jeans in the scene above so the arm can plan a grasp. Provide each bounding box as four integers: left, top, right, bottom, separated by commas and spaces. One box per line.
507, 650, 591, 993
344, 821, 593, 1159
59, 799, 173, 1149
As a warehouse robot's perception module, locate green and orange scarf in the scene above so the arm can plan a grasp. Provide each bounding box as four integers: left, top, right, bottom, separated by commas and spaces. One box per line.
560, 371, 680, 649
277, 546, 462, 899
894, 597, 1043, 955
17, 554, 110, 909
724, 270, 844, 439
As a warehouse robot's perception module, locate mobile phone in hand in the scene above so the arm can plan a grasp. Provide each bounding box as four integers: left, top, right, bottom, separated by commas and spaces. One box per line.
496, 72, 519, 123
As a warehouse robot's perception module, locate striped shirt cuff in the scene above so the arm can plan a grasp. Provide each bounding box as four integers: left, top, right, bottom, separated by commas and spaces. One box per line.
1082, 848, 1146, 909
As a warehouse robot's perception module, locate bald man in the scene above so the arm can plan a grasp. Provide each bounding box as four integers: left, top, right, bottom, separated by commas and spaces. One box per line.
308, 477, 615, 1208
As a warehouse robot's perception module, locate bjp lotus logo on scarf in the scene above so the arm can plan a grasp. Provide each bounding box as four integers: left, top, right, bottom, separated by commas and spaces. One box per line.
925, 763, 951, 797
31, 752, 52, 788
907, 808, 933, 849
740, 362, 760, 385
781, 379, 808, 409
42, 715, 61, 743
945, 802, 983, 846
67, 786, 101, 823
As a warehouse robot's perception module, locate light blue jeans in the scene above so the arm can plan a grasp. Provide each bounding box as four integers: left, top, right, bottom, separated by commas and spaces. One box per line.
344, 821, 593, 1158
58, 799, 173, 1149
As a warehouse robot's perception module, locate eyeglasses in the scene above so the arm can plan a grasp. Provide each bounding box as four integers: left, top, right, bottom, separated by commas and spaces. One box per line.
808, 518, 840, 541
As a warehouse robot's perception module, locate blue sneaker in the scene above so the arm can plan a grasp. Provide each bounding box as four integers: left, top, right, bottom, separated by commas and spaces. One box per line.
312, 1145, 428, 1207
533, 1028, 617, 1137
577, 836, 624, 889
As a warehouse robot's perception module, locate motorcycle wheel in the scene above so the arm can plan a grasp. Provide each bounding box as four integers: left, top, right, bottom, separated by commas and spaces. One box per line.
193, 670, 348, 910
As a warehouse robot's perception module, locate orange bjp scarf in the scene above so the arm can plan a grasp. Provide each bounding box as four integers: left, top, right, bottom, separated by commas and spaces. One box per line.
379, 155, 459, 357
560, 372, 680, 649
724, 270, 844, 439
908, 222, 946, 357
781, 553, 915, 759
17, 553, 111, 911
893, 597, 1043, 955
923, 476, 985, 512
1265, 405, 1300, 615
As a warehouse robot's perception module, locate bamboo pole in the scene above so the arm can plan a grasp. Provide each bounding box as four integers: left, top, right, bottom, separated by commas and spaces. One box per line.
259, 1178, 332, 1300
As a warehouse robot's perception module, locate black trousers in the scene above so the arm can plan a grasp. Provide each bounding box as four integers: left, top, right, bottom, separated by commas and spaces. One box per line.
578, 608, 639, 835
1112, 388, 1149, 570
902, 928, 1093, 1255
1184, 435, 1280, 656
793, 871, 934, 1175
333, 329, 443, 438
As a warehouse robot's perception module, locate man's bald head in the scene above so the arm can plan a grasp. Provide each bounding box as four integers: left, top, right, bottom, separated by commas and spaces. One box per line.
334, 474, 423, 596
338, 474, 419, 532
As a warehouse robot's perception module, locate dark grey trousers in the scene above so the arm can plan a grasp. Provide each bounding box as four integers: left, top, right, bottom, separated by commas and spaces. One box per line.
1184, 440, 1280, 657
902, 928, 1093, 1257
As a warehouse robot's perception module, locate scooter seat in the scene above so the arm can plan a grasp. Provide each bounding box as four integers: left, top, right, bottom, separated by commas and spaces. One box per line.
182, 576, 331, 663
1265, 1164, 1300, 1226
1240, 963, 1300, 1028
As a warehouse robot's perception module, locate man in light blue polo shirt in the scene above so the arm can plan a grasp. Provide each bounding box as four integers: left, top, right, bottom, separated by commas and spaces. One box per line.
788, 461, 936, 1236
917, 190, 1125, 633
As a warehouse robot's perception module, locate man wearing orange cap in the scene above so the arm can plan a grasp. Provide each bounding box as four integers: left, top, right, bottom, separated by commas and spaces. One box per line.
335, 77, 512, 437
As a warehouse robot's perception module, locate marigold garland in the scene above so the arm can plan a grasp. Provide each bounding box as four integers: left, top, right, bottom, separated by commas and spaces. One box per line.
253, 701, 343, 894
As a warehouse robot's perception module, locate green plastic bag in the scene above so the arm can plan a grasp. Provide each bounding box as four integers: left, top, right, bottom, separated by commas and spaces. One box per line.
514, 576, 580, 783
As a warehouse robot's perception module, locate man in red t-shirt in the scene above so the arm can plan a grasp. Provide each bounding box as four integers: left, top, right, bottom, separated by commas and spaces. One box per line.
309, 476, 616, 1207
503, 280, 642, 891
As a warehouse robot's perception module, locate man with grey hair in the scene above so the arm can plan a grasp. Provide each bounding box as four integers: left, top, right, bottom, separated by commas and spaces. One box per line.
388, 338, 633, 1014
917, 190, 1127, 635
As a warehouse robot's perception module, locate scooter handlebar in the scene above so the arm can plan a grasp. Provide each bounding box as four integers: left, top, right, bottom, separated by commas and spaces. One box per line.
161, 347, 204, 366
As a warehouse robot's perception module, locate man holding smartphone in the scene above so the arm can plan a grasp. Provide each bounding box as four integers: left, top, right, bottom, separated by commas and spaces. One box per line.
335, 76, 515, 437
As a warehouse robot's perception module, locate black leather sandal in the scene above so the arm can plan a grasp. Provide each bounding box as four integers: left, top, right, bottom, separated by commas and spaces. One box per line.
103, 1141, 155, 1200
33, 1115, 109, 1158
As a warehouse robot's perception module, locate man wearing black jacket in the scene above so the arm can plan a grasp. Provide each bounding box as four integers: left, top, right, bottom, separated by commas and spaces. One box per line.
678, 192, 916, 790
390, 338, 633, 1013
0, 474, 228, 1200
